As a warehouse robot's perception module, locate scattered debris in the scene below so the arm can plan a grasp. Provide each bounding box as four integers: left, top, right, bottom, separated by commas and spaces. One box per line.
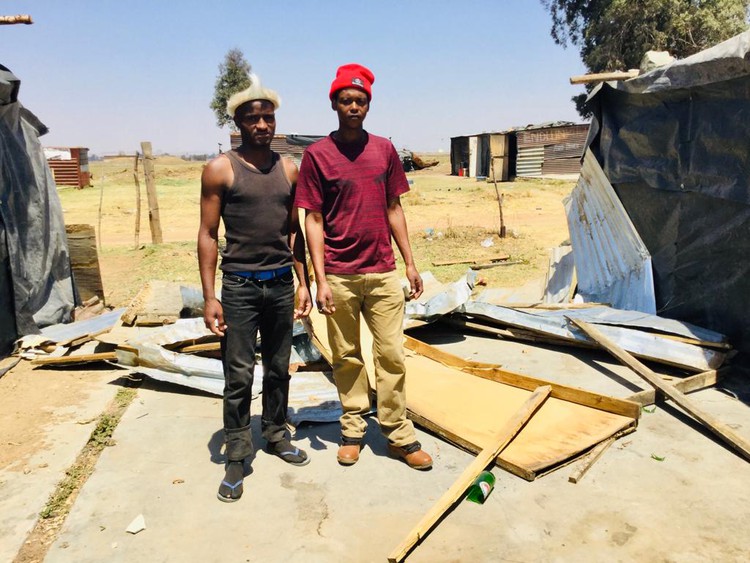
388, 386, 552, 562
568, 436, 616, 484
571, 318, 750, 463
125, 514, 146, 535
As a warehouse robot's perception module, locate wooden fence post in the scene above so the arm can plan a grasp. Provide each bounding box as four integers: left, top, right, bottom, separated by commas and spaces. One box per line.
139, 142, 163, 244
133, 152, 142, 249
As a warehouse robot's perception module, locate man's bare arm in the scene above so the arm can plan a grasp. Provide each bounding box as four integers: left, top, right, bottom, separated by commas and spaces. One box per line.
283, 157, 312, 318
387, 196, 423, 300
198, 156, 231, 335
305, 210, 335, 314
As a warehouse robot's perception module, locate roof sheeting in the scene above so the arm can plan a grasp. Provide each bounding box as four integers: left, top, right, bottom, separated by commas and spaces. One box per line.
564, 149, 656, 314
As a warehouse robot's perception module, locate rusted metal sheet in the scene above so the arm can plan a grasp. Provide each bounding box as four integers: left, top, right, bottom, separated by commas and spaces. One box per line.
45, 146, 90, 188
516, 146, 544, 177
564, 149, 656, 313
516, 124, 588, 148
229, 133, 315, 164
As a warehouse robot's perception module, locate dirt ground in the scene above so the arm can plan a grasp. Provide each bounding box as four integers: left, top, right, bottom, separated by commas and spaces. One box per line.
61, 156, 576, 307
2, 155, 576, 495
4, 156, 750, 562
1, 155, 581, 561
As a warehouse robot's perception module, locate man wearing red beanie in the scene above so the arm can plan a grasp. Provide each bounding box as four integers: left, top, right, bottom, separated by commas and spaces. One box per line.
295, 63, 432, 470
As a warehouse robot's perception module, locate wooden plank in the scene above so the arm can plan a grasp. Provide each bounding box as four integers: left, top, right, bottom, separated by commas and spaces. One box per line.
140, 141, 163, 244
133, 152, 142, 249
646, 332, 732, 350
626, 368, 727, 406
569, 70, 639, 84
0, 14, 33, 24
66, 224, 105, 304
432, 254, 509, 267
31, 352, 118, 365
568, 436, 616, 484
570, 318, 750, 463
388, 386, 551, 563
179, 341, 220, 354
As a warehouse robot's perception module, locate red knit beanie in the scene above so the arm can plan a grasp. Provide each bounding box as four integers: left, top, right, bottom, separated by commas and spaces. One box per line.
329, 63, 375, 100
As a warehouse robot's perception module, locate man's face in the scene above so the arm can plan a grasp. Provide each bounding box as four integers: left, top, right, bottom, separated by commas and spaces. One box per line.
234, 100, 276, 146
332, 88, 369, 129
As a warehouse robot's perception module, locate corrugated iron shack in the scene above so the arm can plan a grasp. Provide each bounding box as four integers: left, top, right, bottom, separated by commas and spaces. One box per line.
515, 122, 588, 178
44, 146, 91, 188
450, 132, 515, 181
451, 122, 588, 181
229, 133, 324, 165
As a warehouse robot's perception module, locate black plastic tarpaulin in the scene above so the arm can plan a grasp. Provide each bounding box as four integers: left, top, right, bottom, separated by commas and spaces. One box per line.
584, 31, 750, 357
0, 65, 75, 355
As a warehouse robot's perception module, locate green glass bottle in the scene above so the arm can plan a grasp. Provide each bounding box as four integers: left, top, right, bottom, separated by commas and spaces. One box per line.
466, 470, 496, 504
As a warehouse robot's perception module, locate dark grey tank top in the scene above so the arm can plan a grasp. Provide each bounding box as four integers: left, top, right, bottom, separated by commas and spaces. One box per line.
220, 150, 293, 272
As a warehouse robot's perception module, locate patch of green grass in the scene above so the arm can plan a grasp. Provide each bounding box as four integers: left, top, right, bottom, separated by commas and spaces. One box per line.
40, 389, 137, 520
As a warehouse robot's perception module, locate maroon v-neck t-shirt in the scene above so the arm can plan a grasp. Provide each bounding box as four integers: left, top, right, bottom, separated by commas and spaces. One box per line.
295, 132, 409, 274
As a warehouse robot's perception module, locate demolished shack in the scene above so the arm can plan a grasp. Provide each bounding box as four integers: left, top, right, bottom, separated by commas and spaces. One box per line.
583, 30, 750, 360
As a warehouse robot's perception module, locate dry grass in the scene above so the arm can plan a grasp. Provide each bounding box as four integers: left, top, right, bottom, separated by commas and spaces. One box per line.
57, 155, 576, 307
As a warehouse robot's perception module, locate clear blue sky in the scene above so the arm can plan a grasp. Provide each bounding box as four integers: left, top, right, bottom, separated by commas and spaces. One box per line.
3, 0, 587, 155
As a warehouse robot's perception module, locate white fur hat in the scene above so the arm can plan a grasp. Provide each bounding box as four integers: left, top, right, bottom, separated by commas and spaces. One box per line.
226, 73, 281, 117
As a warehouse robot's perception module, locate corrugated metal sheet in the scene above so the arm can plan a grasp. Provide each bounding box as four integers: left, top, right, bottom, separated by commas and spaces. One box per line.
563, 149, 656, 313
516, 124, 588, 148
460, 302, 725, 371
229, 134, 313, 162
542, 157, 581, 175
516, 146, 544, 176
46, 146, 91, 188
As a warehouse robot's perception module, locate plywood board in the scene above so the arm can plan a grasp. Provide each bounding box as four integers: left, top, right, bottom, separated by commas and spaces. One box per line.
304, 311, 639, 480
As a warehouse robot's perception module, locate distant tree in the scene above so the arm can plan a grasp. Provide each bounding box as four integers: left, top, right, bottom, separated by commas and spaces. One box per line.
542, 0, 750, 117
210, 48, 252, 129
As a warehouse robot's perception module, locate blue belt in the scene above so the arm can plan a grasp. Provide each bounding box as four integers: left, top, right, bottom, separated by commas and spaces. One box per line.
229, 266, 292, 281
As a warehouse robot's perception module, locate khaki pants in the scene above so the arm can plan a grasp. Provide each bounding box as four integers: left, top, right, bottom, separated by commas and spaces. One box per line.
325, 271, 417, 447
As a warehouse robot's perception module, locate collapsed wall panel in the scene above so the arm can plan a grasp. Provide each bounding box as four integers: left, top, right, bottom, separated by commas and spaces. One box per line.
304, 310, 639, 481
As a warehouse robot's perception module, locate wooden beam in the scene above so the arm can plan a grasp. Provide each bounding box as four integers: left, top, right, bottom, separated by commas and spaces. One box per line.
140, 142, 163, 244
568, 436, 616, 484
570, 318, 750, 463
31, 352, 118, 366
432, 254, 509, 267
133, 152, 142, 249
626, 367, 727, 406
388, 386, 551, 563
569, 70, 639, 85
0, 14, 33, 24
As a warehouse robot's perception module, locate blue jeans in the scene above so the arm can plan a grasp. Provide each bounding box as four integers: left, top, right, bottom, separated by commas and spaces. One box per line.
220, 270, 294, 461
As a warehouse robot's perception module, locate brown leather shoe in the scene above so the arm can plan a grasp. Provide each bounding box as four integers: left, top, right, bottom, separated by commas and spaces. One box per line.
337, 444, 360, 466
388, 444, 433, 470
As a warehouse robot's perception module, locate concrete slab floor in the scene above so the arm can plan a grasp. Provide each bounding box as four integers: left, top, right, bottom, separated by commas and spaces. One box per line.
27, 328, 750, 561
0, 363, 123, 562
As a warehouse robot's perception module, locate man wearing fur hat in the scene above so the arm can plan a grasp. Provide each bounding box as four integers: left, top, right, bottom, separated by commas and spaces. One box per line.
295, 63, 432, 470
198, 74, 312, 503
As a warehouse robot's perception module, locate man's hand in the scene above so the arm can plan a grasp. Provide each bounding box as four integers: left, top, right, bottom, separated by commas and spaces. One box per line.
315, 281, 336, 315
294, 285, 313, 319
405, 264, 423, 301
203, 297, 226, 337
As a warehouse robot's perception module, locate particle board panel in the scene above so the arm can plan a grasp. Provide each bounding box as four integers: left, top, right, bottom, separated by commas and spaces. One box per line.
304, 310, 639, 480
404, 350, 636, 478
